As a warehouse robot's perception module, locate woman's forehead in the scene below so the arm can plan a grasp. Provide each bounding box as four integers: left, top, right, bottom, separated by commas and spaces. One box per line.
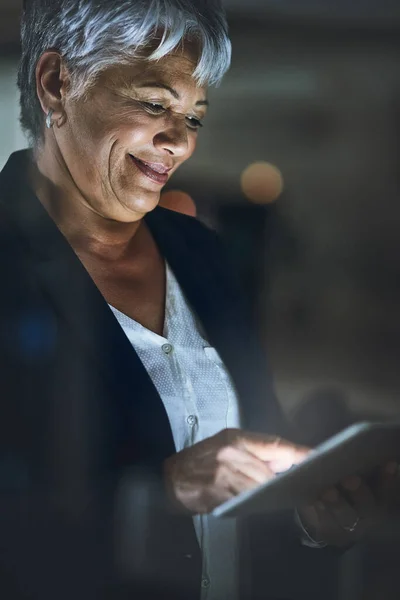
104, 52, 207, 93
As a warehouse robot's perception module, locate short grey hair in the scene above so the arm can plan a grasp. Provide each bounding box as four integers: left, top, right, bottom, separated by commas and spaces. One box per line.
18, 0, 231, 144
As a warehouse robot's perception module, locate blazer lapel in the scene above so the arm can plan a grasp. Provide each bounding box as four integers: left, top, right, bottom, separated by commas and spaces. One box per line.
35, 254, 177, 465
1, 150, 285, 452
145, 208, 278, 435
0, 152, 176, 468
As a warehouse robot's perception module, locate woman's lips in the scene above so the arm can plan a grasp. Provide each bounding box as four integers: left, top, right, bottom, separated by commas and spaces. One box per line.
129, 155, 171, 185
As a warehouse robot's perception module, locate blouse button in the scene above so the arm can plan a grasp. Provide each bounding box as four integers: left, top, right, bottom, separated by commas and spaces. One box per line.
201, 578, 210, 589
187, 415, 198, 427
162, 343, 173, 355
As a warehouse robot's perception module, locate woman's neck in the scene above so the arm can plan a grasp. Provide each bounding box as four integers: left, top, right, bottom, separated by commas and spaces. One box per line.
30, 147, 144, 261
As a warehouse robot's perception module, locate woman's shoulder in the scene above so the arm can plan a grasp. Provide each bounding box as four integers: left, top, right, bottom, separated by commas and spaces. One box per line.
150, 205, 244, 296
0, 194, 19, 253
151, 205, 221, 247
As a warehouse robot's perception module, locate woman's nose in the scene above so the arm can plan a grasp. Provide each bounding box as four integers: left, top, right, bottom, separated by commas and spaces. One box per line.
153, 113, 190, 157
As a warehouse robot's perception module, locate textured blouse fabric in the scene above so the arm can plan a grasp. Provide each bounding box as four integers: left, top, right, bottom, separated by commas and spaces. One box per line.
109, 263, 242, 600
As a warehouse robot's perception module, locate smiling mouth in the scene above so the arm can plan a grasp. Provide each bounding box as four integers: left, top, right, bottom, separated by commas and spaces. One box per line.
129, 155, 171, 185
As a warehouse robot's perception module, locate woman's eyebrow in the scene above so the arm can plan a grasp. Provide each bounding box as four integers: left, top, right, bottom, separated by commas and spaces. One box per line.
137, 82, 209, 106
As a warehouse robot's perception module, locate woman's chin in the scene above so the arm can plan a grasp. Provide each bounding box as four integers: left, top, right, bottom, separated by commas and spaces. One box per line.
117, 189, 161, 220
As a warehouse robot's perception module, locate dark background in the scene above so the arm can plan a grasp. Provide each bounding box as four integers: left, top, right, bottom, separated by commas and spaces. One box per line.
1, 0, 400, 436
2, 2, 400, 599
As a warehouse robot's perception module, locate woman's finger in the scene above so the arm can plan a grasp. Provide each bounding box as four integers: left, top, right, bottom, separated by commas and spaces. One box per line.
217, 463, 263, 495
237, 433, 311, 467
322, 487, 359, 532
217, 445, 274, 484
339, 475, 376, 518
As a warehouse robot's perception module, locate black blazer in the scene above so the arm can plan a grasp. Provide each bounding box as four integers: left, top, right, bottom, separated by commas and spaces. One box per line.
0, 151, 339, 600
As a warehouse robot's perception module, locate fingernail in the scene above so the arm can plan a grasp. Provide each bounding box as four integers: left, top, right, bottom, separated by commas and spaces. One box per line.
385, 461, 398, 476
341, 475, 362, 491
322, 488, 339, 503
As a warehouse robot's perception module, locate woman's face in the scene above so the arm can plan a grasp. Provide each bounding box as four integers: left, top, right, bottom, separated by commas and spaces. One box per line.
56, 49, 208, 221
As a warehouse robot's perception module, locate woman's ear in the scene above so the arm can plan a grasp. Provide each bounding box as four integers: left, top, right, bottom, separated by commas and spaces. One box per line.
36, 51, 70, 127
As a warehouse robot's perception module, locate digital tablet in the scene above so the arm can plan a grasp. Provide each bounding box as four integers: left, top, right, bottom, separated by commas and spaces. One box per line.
213, 422, 400, 518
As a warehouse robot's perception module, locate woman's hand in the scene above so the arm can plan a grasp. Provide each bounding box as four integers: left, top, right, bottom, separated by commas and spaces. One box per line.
298, 462, 400, 546
163, 428, 310, 514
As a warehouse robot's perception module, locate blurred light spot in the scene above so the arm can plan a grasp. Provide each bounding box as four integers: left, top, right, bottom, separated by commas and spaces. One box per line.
159, 190, 197, 217
241, 162, 284, 204
18, 311, 57, 359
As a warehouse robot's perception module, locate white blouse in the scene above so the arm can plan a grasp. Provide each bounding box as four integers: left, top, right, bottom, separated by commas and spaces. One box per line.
109, 262, 242, 600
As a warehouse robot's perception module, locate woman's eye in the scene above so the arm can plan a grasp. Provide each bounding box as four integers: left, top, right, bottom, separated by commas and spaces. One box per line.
141, 102, 203, 130
142, 102, 166, 114
186, 116, 203, 131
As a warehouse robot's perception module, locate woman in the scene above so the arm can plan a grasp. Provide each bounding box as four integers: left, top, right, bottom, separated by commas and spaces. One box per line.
0, 1, 395, 600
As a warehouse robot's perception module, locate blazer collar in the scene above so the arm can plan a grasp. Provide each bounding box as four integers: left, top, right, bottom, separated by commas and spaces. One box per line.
145, 208, 277, 434
0, 151, 278, 441
0, 151, 177, 466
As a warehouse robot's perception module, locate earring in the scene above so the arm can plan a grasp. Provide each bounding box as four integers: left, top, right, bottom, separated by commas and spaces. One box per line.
46, 108, 54, 129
